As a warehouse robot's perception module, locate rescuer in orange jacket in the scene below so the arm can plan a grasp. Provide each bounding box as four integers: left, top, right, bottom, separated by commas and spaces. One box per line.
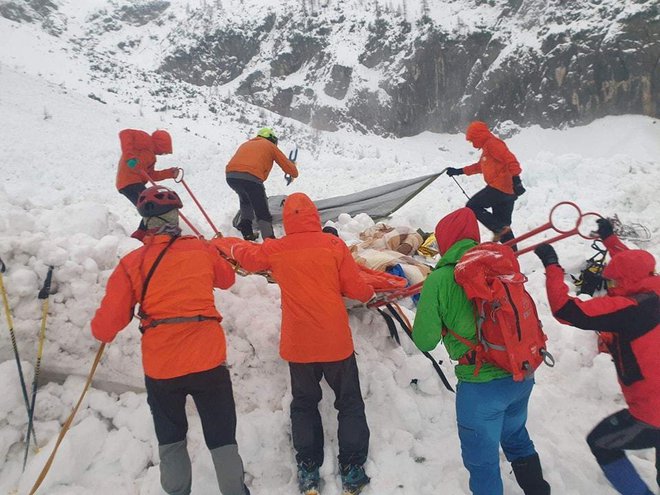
446, 121, 526, 248
116, 129, 179, 241
91, 186, 249, 495
213, 192, 374, 495
225, 127, 298, 240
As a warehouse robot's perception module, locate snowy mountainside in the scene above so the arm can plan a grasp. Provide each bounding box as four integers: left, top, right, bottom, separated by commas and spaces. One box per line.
1, 0, 658, 136
1, 58, 660, 495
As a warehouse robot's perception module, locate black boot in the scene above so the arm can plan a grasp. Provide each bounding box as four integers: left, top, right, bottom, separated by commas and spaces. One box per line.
237, 219, 258, 241
511, 454, 551, 495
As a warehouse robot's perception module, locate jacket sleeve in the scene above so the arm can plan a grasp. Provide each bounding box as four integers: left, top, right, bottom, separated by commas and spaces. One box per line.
273, 146, 299, 178
603, 234, 628, 255
207, 243, 236, 289
486, 139, 522, 176
463, 162, 482, 175
91, 262, 136, 343
544, 264, 638, 333
213, 237, 271, 273
338, 242, 375, 302
150, 167, 172, 181
412, 279, 444, 352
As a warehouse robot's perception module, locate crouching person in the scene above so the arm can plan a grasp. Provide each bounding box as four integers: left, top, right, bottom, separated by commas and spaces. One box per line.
412, 208, 550, 495
91, 186, 249, 495
534, 218, 659, 495
214, 192, 375, 495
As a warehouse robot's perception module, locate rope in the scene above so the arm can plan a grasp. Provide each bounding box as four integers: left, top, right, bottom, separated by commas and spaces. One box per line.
28, 343, 105, 495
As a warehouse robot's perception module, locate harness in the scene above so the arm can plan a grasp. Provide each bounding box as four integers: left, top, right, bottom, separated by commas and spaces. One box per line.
136, 236, 219, 334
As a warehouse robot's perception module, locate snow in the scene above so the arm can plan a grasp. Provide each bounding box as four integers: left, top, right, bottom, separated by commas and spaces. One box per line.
1, 8, 659, 495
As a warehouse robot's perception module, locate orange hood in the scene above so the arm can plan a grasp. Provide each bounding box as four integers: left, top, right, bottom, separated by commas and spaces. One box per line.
603, 249, 657, 296
283, 193, 321, 235
465, 121, 493, 149
152, 130, 172, 155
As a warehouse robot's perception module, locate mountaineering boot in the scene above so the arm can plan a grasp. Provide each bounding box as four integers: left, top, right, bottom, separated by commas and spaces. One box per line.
237, 219, 258, 241
159, 440, 192, 495
511, 454, 551, 495
492, 226, 512, 243
297, 460, 320, 494
600, 457, 653, 495
257, 219, 275, 239
499, 228, 517, 251
340, 463, 370, 495
210, 444, 249, 495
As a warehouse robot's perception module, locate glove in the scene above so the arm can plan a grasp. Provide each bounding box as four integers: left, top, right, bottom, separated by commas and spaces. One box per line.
446, 167, 464, 177
534, 244, 559, 267
166, 167, 179, 179
126, 158, 138, 169
512, 176, 526, 196
596, 218, 614, 240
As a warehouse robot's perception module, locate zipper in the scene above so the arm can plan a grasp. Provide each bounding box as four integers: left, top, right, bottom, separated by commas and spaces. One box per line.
502, 282, 522, 341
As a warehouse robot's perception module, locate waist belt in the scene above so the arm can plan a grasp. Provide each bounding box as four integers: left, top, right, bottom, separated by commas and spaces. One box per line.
139, 315, 219, 334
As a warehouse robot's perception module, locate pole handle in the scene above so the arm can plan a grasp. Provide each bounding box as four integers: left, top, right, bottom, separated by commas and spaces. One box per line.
38, 267, 54, 300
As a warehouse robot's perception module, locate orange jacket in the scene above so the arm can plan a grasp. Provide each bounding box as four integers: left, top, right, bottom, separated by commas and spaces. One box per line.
91, 235, 235, 379
463, 121, 521, 194
225, 137, 298, 182
116, 129, 174, 191
213, 193, 374, 363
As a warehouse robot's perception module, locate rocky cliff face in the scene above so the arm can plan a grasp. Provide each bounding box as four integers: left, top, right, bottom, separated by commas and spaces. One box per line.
3, 0, 658, 136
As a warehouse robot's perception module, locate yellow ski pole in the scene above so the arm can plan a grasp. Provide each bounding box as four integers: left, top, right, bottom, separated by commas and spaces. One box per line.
22, 266, 54, 471
0, 257, 38, 449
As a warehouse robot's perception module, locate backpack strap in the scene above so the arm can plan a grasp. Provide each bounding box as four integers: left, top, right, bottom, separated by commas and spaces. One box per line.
137, 235, 179, 332
443, 327, 484, 377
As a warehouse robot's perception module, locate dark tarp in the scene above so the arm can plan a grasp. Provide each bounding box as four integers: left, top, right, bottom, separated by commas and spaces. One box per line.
232, 172, 443, 227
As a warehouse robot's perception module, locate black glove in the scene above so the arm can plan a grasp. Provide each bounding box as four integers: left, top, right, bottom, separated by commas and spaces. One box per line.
512, 176, 526, 196
534, 243, 559, 267
596, 218, 614, 240
446, 167, 464, 177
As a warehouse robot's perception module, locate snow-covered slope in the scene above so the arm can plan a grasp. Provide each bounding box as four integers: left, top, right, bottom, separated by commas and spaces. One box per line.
1, 46, 660, 495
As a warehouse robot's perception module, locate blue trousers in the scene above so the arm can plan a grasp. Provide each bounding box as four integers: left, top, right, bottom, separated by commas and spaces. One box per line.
456, 376, 538, 495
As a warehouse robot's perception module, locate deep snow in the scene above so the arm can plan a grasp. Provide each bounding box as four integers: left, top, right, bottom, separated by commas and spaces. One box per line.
1, 11, 660, 495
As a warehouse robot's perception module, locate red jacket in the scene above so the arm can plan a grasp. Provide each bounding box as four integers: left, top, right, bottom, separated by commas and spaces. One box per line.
225, 137, 298, 182
91, 235, 235, 379
116, 129, 174, 190
463, 121, 521, 195
543, 235, 660, 426
213, 193, 374, 363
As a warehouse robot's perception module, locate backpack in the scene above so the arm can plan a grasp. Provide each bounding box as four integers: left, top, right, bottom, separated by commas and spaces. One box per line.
452, 242, 554, 381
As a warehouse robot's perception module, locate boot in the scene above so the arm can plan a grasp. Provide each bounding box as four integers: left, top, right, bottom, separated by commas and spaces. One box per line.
511, 454, 551, 495
257, 219, 275, 239
237, 219, 258, 241
600, 457, 653, 495
499, 229, 517, 251
340, 463, 370, 495
297, 460, 320, 494
210, 444, 249, 495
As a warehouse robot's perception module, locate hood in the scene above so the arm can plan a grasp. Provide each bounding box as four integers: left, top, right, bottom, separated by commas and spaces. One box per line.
152, 130, 172, 155
603, 249, 657, 296
283, 193, 321, 235
465, 121, 493, 149
434, 207, 480, 256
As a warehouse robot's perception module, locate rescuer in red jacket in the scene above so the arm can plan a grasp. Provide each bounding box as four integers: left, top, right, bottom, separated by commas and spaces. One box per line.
534, 219, 659, 495
446, 121, 526, 247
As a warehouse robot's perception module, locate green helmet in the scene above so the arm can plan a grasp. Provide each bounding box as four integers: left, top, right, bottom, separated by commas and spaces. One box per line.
256, 127, 278, 145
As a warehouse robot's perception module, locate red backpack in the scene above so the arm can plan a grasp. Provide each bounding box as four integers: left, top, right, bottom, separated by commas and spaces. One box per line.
453, 242, 554, 381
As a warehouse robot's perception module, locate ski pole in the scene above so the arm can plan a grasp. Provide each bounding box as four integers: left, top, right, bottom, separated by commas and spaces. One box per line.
1, 258, 39, 449
174, 168, 222, 236
23, 266, 54, 471
28, 343, 105, 495
140, 171, 204, 237
451, 176, 471, 201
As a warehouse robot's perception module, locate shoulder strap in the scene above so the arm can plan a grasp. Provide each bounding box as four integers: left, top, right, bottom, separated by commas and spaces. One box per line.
137, 236, 179, 320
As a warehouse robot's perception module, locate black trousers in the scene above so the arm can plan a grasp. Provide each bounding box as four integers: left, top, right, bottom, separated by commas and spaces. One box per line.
289, 354, 370, 468
226, 177, 272, 228
119, 182, 147, 232
587, 409, 660, 480
466, 185, 516, 233
145, 365, 238, 449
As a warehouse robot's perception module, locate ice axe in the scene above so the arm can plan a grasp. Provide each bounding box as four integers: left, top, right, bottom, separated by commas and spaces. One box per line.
285, 147, 298, 186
